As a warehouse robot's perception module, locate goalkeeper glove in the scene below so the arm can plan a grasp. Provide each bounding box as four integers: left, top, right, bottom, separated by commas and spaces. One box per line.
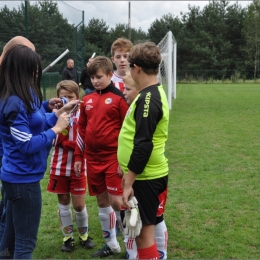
123, 196, 142, 238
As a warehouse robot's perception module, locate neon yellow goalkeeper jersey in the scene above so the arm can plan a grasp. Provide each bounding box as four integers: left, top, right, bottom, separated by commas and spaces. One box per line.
118, 83, 169, 180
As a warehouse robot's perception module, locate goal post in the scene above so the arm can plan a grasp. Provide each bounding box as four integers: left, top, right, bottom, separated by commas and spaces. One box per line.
157, 31, 177, 110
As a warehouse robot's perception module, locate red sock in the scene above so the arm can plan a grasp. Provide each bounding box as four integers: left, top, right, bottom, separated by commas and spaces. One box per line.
137, 243, 159, 259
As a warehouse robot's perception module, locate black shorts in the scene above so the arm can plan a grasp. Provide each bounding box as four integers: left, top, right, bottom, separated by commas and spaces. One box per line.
133, 175, 168, 225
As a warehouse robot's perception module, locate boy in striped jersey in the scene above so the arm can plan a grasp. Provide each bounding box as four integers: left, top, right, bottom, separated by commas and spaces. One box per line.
47, 80, 95, 252
111, 38, 133, 92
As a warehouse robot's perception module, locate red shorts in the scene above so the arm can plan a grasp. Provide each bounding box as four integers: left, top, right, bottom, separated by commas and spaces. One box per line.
47, 174, 87, 195
87, 159, 123, 196
157, 188, 168, 217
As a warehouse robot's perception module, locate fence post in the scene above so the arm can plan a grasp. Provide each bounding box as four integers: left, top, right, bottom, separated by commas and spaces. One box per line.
24, 0, 28, 38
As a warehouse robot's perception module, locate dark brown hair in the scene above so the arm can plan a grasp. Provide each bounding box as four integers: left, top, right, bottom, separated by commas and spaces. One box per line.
128, 42, 161, 75
87, 56, 113, 77
0, 44, 42, 113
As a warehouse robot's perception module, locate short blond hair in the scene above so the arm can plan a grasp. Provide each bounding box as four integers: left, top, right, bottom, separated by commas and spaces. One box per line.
123, 73, 140, 90
56, 80, 79, 98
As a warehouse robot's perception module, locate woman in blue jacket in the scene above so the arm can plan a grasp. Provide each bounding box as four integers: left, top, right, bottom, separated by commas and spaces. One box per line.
0, 44, 78, 259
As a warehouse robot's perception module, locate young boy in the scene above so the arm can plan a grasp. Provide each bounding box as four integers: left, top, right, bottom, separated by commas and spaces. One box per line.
47, 80, 95, 252
118, 42, 169, 260
111, 37, 133, 236
122, 74, 168, 260
74, 56, 129, 258
111, 38, 133, 92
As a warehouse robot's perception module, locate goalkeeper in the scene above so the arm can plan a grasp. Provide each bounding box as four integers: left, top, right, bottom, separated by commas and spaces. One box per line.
121, 73, 168, 259
118, 42, 169, 260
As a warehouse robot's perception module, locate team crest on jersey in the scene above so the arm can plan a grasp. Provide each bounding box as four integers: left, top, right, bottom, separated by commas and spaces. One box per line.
105, 98, 112, 104
102, 230, 110, 239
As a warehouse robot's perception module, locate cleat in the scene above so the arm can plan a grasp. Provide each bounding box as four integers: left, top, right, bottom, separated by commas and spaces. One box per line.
92, 243, 121, 258
79, 235, 95, 249
61, 237, 74, 252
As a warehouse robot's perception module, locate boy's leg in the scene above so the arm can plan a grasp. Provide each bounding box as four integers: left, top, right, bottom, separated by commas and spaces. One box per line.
155, 188, 168, 259
154, 218, 168, 259
58, 198, 74, 252
70, 174, 93, 245
71, 191, 95, 249
87, 161, 121, 257
47, 175, 74, 252
133, 176, 168, 259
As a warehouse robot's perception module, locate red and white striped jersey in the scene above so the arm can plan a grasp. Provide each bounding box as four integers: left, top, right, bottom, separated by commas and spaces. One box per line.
112, 72, 125, 92
50, 110, 86, 177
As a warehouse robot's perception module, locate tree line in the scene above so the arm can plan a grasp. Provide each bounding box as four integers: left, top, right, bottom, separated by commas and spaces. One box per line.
0, 0, 259, 80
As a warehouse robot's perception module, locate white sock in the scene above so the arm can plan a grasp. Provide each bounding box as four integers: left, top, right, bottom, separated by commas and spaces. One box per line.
74, 205, 88, 237
58, 203, 73, 238
98, 206, 119, 250
124, 236, 137, 259
154, 220, 168, 259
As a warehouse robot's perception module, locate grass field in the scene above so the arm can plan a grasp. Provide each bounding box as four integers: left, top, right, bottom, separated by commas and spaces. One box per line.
33, 83, 260, 259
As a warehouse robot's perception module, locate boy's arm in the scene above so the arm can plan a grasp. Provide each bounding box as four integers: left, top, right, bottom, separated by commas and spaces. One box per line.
60, 139, 76, 151
74, 101, 87, 162
127, 93, 163, 174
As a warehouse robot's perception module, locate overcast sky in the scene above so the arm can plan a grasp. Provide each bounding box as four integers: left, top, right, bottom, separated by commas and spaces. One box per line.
61, 1, 253, 32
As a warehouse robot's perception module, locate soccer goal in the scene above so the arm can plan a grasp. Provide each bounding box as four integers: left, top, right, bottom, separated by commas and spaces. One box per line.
157, 31, 177, 110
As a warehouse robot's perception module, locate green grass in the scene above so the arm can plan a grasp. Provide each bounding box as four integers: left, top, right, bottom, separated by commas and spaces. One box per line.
33, 83, 260, 259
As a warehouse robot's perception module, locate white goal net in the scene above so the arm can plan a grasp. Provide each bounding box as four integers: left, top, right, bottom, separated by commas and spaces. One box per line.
157, 31, 177, 110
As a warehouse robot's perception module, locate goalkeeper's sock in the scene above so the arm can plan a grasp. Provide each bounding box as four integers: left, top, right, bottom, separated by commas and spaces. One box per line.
58, 203, 74, 237
74, 206, 89, 237
137, 243, 159, 260
124, 236, 137, 259
98, 206, 118, 249
154, 220, 168, 259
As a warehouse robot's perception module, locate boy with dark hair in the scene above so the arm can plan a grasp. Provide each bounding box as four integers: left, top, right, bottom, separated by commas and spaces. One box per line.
122, 73, 168, 259
74, 56, 129, 258
118, 42, 169, 260
111, 38, 133, 92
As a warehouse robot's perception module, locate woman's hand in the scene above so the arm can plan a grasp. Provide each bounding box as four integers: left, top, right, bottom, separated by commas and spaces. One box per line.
55, 100, 82, 117
51, 112, 70, 134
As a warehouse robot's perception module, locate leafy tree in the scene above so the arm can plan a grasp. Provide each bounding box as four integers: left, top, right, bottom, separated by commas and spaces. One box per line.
0, 5, 25, 48
108, 23, 147, 48
224, 2, 246, 73
241, 0, 260, 79
85, 18, 110, 56
0, 1, 75, 72
148, 13, 182, 45
26, 1, 74, 71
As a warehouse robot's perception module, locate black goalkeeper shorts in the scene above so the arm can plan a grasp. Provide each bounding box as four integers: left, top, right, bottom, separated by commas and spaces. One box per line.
133, 175, 168, 225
